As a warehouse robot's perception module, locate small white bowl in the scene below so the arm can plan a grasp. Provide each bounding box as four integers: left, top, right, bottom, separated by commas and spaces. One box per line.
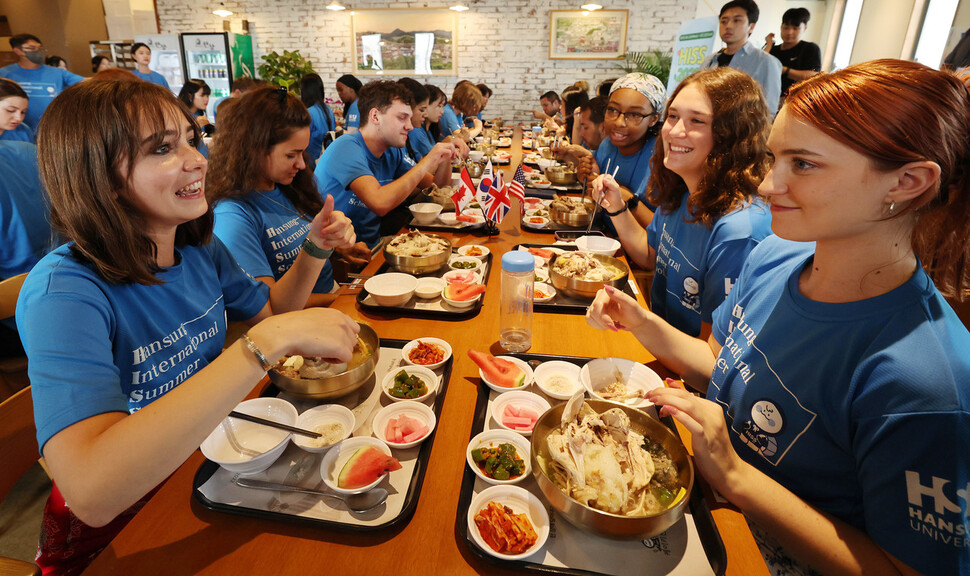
364, 273, 418, 307
580, 357, 664, 409
468, 150, 484, 162
321, 436, 395, 495
534, 267, 549, 282
441, 286, 483, 309
415, 277, 446, 299
532, 282, 556, 303
466, 429, 532, 486
533, 360, 584, 400
536, 158, 556, 170
491, 391, 551, 436
523, 197, 544, 210
441, 269, 479, 285
478, 356, 533, 393
292, 404, 355, 453
575, 235, 622, 257
524, 208, 550, 218
447, 256, 482, 273
522, 215, 549, 229
372, 401, 436, 449
381, 365, 438, 403
459, 209, 486, 227
457, 244, 490, 260
468, 485, 549, 560
201, 397, 297, 474
438, 212, 459, 226
401, 337, 453, 370
409, 202, 443, 225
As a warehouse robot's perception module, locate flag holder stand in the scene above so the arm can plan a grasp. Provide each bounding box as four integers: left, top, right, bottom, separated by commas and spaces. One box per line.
483, 220, 500, 236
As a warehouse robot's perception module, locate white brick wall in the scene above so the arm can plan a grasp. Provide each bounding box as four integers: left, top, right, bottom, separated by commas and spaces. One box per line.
155, 0, 697, 121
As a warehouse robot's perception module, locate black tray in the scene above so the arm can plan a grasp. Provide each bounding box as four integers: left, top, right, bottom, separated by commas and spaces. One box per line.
515, 244, 637, 314
193, 338, 453, 532
356, 251, 493, 319
456, 351, 727, 575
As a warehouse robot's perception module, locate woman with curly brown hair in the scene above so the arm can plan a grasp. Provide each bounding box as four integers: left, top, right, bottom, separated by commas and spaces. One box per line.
590, 67, 773, 338
208, 86, 367, 307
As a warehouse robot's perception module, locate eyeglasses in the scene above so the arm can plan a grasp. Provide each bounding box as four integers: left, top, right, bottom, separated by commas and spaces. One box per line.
604, 107, 656, 126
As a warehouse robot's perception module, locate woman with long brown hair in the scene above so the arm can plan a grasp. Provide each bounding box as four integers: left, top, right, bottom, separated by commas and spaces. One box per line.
208, 87, 368, 307
17, 79, 359, 575
588, 59, 970, 575
591, 67, 773, 338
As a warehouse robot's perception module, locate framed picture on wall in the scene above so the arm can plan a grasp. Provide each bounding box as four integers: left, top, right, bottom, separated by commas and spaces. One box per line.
352, 9, 457, 76
549, 10, 628, 60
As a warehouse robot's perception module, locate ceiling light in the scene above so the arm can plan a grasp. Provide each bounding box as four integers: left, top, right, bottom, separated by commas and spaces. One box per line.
212, 3, 233, 17
326, 1, 346, 10
581, 3, 602, 10
450, 4, 469, 11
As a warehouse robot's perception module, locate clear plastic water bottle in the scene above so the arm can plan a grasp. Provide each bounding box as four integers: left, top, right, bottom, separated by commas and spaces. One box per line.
500, 252, 534, 352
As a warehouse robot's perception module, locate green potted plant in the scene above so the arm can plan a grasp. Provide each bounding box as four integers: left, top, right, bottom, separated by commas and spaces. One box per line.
619, 49, 673, 85
258, 50, 315, 93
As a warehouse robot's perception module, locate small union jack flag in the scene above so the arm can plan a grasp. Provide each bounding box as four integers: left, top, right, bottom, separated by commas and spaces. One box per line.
509, 163, 526, 214
482, 171, 511, 223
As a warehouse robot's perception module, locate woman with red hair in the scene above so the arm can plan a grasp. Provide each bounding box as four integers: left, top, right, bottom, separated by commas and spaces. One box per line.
587, 59, 970, 575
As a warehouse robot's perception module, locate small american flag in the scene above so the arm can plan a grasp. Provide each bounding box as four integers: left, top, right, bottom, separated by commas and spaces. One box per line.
509, 163, 526, 214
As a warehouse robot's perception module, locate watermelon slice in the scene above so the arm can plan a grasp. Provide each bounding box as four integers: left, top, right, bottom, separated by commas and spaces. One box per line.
443, 283, 486, 301
336, 447, 402, 489
468, 349, 526, 388
528, 247, 554, 259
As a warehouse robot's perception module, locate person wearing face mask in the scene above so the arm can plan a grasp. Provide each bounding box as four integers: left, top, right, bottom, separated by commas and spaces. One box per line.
0, 79, 33, 142
0, 34, 83, 131
314, 81, 459, 250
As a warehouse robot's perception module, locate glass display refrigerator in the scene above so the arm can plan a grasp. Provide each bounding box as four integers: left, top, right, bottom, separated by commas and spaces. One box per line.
180, 32, 255, 118
132, 34, 184, 96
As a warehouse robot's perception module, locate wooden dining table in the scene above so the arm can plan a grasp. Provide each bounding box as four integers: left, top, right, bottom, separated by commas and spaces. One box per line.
83, 128, 769, 576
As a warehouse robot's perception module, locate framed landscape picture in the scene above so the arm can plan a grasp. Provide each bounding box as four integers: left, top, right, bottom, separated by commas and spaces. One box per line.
549, 10, 628, 60
352, 9, 457, 76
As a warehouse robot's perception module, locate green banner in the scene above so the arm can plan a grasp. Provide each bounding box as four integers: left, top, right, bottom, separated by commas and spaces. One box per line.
230, 33, 254, 79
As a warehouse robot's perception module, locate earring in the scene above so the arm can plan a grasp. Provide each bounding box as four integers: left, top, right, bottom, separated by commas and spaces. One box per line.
888, 201, 895, 216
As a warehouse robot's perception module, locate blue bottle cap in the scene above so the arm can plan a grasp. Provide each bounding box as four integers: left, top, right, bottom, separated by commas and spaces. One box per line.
502, 251, 535, 272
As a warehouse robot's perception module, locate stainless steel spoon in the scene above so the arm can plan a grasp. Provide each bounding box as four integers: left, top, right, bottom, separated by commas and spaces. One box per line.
233, 476, 388, 514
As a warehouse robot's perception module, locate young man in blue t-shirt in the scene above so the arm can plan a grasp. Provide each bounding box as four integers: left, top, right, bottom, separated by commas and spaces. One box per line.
314, 81, 458, 249
0, 34, 84, 131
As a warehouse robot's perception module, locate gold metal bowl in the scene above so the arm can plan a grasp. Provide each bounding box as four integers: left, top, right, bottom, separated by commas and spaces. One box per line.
267, 324, 380, 400
548, 252, 629, 299
383, 233, 452, 274
466, 161, 485, 178
530, 400, 694, 539
548, 196, 594, 228
544, 165, 577, 185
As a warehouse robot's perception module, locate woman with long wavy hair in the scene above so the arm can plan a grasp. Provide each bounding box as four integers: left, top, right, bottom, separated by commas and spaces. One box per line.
592, 67, 774, 338
208, 87, 367, 307
589, 59, 970, 575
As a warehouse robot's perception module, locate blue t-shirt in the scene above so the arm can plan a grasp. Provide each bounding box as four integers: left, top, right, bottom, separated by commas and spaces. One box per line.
710, 236, 970, 575
0, 141, 51, 281
646, 199, 772, 336
131, 69, 171, 90
18, 239, 270, 452
407, 126, 435, 162
307, 103, 334, 162
440, 104, 462, 137
212, 187, 334, 293
345, 100, 360, 130
314, 131, 415, 248
0, 123, 34, 143
0, 64, 84, 131
594, 138, 656, 204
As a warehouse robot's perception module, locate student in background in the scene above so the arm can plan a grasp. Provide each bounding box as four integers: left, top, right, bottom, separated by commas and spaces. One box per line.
91, 55, 111, 73
179, 78, 214, 136
475, 83, 492, 121
576, 95, 607, 151
336, 74, 363, 133
0, 33, 83, 131
399, 78, 430, 162
130, 43, 171, 90
0, 79, 33, 142
422, 84, 448, 150
440, 82, 483, 142
45, 55, 67, 70
300, 73, 337, 164
700, 0, 782, 116
563, 88, 589, 144
532, 90, 563, 125
765, 7, 821, 97
213, 76, 262, 122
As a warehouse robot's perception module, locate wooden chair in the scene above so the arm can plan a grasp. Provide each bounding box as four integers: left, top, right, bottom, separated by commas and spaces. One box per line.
0, 274, 29, 402
0, 386, 42, 576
